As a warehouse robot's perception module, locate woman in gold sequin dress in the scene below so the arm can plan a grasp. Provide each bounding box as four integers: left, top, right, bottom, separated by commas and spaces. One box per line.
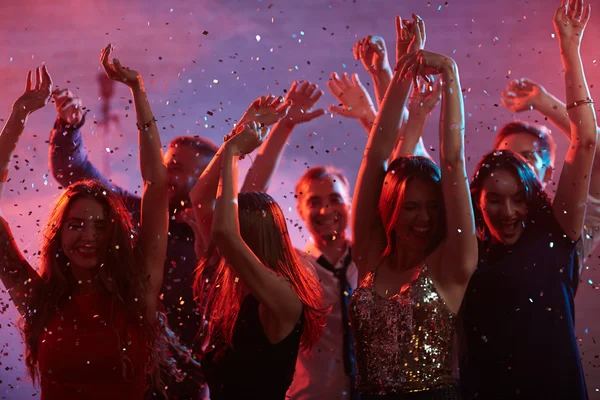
349, 14, 478, 400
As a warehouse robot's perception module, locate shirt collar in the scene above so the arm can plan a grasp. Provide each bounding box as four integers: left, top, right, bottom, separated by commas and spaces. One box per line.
303, 237, 351, 265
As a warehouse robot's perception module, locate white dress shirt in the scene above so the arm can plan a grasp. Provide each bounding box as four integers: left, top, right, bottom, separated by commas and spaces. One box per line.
287, 239, 358, 400
578, 194, 600, 281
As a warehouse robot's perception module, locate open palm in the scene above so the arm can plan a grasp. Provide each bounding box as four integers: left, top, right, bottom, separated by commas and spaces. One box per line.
13, 65, 53, 115
283, 81, 325, 125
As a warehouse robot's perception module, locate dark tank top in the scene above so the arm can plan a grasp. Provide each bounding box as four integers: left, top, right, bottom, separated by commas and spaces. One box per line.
203, 295, 303, 400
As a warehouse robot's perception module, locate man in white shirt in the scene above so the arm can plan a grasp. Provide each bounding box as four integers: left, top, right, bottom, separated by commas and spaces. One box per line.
287, 166, 359, 400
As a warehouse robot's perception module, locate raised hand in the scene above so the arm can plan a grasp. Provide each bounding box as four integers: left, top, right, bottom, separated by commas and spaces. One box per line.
327, 72, 376, 120
12, 65, 53, 116
398, 50, 454, 86
238, 95, 291, 127
52, 88, 84, 125
500, 78, 548, 113
100, 44, 143, 90
224, 121, 269, 159
395, 14, 426, 64
178, 208, 205, 259
354, 35, 391, 76
408, 75, 442, 114
553, 0, 591, 48
281, 81, 325, 126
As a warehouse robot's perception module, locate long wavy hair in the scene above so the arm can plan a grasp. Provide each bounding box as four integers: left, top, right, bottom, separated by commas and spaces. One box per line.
193, 192, 327, 358
379, 156, 446, 258
19, 180, 164, 388
470, 150, 552, 242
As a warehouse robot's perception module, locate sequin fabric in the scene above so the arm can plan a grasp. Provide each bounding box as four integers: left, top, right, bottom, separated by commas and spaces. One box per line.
349, 265, 455, 395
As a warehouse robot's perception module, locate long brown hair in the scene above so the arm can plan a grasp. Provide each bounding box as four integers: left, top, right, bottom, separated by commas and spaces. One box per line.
20, 180, 162, 387
379, 156, 446, 257
193, 191, 327, 357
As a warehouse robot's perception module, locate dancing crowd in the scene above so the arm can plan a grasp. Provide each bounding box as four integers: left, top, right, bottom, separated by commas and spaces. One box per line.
0, 0, 597, 399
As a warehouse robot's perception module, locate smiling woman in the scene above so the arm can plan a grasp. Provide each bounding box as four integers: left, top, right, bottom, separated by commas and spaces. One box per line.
457, 1, 596, 397
0, 46, 170, 400
60, 196, 110, 275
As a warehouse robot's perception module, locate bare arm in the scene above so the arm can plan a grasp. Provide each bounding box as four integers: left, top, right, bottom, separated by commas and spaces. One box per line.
101, 45, 168, 323
352, 15, 425, 280
391, 78, 441, 160
240, 121, 294, 193
189, 143, 226, 259
241, 81, 324, 193
372, 70, 393, 109
0, 66, 52, 313
552, 0, 597, 241
133, 88, 168, 321
190, 96, 291, 259
405, 53, 476, 312
352, 68, 413, 281
502, 78, 600, 199
213, 125, 302, 336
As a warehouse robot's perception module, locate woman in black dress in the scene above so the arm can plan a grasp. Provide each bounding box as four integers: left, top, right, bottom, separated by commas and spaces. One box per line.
192, 118, 327, 400
458, 0, 595, 398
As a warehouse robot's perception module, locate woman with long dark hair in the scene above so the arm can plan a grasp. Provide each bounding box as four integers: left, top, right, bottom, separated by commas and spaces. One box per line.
458, 1, 594, 398
349, 14, 477, 400
0, 44, 168, 399
191, 120, 327, 400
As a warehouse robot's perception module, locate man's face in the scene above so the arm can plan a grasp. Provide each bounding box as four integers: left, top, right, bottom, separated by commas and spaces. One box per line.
164, 144, 211, 208
296, 176, 350, 243
495, 133, 552, 189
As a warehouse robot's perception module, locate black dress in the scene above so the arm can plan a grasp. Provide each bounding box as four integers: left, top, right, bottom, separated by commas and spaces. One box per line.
457, 210, 587, 399
203, 295, 303, 400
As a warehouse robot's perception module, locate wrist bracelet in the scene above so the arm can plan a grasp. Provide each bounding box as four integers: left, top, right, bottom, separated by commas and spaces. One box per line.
566, 99, 594, 110
136, 116, 157, 131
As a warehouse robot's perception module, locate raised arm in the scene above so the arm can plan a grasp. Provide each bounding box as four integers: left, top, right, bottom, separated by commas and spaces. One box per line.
327, 72, 377, 135
190, 96, 290, 259
354, 35, 393, 108
552, 0, 597, 240
0, 66, 52, 314
391, 76, 440, 160
352, 15, 425, 281
212, 122, 303, 331
501, 78, 571, 135
402, 51, 477, 312
501, 77, 600, 201
101, 44, 168, 323
240, 82, 324, 193
48, 89, 141, 223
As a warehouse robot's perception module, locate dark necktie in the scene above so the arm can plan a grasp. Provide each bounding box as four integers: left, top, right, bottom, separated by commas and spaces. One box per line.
316, 248, 358, 400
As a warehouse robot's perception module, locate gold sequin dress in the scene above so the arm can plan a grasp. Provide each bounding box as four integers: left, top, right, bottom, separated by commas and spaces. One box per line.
349, 265, 458, 398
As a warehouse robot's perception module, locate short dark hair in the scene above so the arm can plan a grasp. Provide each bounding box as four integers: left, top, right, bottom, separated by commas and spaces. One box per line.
169, 136, 219, 158
494, 121, 556, 167
294, 165, 350, 199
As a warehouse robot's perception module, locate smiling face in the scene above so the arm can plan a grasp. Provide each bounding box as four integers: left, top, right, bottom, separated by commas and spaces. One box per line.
60, 196, 110, 274
478, 168, 528, 245
394, 178, 443, 253
296, 176, 350, 244
495, 132, 552, 189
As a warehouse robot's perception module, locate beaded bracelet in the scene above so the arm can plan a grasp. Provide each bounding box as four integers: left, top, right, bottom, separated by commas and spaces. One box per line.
566, 99, 594, 110
136, 116, 157, 131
